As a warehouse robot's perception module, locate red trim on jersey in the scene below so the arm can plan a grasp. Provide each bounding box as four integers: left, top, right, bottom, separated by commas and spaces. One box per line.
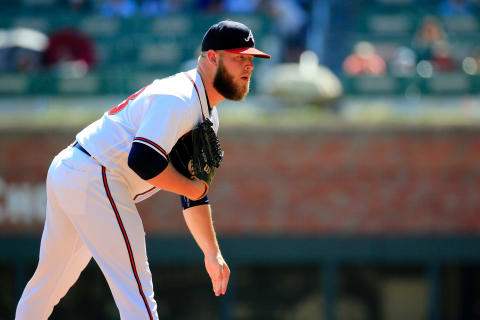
134, 137, 168, 158
101, 166, 154, 320
133, 186, 156, 201
183, 72, 206, 121
180, 130, 192, 138
109, 86, 148, 115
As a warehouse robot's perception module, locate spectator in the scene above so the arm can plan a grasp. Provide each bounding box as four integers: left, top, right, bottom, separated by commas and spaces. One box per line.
342, 41, 386, 76
0, 28, 48, 73
390, 46, 417, 77
438, 0, 474, 17
140, 0, 187, 17
262, 0, 309, 62
57, 0, 93, 13
140, 0, 170, 17
412, 15, 447, 61
100, 0, 137, 18
43, 26, 96, 75
431, 40, 457, 72
223, 0, 260, 13
194, 0, 223, 12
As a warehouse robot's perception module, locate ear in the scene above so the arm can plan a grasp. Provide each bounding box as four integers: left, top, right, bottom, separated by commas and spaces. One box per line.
207, 50, 218, 67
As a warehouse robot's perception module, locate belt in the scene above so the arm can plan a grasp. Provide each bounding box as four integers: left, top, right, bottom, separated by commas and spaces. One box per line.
73, 141, 91, 157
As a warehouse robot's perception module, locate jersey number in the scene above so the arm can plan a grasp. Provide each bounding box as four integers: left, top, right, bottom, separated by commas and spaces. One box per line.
108, 86, 147, 115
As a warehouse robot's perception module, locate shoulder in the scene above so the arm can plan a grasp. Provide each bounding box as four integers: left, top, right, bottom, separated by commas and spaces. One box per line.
147, 71, 195, 99
140, 78, 188, 111
139, 71, 206, 124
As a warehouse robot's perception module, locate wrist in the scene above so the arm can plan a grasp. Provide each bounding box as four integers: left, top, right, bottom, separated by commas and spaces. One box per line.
203, 247, 221, 257
190, 179, 208, 200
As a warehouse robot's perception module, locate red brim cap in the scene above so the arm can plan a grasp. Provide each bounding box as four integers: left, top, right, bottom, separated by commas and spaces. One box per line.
224, 47, 271, 59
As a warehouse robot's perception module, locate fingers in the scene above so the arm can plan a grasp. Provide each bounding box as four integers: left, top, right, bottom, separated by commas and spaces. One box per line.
220, 263, 230, 295
209, 261, 230, 296
214, 275, 221, 296
211, 266, 221, 296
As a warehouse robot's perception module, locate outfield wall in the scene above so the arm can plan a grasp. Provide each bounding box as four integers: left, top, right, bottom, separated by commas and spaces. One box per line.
1, 126, 479, 236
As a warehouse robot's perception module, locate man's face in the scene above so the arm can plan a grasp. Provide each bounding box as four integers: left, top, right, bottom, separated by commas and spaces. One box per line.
213, 52, 254, 101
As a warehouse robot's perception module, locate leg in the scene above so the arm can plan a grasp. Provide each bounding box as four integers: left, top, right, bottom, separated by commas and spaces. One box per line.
16, 158, 92, 320
17, 147, 159, 320
66, 166, 158, 320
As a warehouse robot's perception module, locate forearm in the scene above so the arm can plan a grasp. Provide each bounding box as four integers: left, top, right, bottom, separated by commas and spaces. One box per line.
183, 201, 230, 297
182, 204, 220, 256
147, 162, 206, 200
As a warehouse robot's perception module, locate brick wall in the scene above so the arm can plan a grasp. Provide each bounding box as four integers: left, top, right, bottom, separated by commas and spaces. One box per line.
1, 127, 480, 235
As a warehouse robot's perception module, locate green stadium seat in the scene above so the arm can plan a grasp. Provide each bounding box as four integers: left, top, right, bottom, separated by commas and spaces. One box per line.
226, 14, 267, 34
27, 73, 55, 94
21, 0, 54, 6
97, 67, 134, 94
150, 15, 192, 37
138, 42, 182, 67
12, 16, 50, 32
94, 41, 114, 67
0, 74, 29, 94
79, 16, 120, 38
470, 74, 480, 92
367, 14, 414, 34
442, 16, 479, 34
57, 75, 101, 95
128, 72, 162, 93
376, 0, 414, 5
94, 35, 136, 67
424, 72, 472, 94
0, 14, 13, 29
343, 75, 403, 95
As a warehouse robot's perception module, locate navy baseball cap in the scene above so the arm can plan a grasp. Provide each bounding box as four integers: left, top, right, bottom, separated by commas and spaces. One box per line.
201, 20, 271, 59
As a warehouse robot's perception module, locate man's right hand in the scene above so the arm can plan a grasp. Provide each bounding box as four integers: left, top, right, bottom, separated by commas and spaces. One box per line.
204, 253, 230, 296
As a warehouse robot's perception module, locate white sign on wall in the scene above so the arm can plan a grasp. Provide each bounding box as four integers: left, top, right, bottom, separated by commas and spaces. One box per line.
0, 177, 46, 224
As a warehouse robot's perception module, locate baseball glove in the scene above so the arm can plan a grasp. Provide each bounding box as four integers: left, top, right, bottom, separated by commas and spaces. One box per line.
169, 119, 223, 198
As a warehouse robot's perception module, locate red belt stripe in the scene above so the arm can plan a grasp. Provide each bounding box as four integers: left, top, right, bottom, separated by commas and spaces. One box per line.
101, 166, 154, 320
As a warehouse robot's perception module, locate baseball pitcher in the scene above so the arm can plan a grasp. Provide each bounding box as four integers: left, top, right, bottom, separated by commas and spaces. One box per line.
15, 20, 270, 320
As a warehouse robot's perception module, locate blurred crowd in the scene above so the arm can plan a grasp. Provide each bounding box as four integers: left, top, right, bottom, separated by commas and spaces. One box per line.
3, 0, 480, 81
0, 0, 312, 76
342, 0, 480, 78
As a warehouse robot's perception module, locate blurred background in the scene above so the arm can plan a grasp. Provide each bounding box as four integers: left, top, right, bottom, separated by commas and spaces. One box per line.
1, 0, 480, 319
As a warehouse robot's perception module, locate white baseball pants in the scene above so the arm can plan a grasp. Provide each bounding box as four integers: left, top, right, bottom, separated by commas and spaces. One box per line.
15, 146, 159, 320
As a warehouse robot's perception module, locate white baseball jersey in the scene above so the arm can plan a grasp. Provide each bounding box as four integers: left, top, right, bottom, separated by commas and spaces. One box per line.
16, 69, 219, 320
76, 68, 219, 202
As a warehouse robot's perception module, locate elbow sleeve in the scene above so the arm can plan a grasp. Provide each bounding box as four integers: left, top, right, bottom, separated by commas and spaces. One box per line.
180, 194, 209, 210
128, 142, 168, 180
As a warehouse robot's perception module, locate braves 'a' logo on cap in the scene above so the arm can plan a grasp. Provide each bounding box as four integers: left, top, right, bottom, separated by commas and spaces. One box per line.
244, 30, 254, 43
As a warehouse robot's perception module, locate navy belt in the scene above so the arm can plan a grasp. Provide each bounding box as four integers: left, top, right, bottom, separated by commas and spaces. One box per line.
73, 141, 91, 157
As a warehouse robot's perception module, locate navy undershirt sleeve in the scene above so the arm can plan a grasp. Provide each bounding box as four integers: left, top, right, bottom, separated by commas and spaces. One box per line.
180, 195, 209, 210
128, 142, 168, 180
